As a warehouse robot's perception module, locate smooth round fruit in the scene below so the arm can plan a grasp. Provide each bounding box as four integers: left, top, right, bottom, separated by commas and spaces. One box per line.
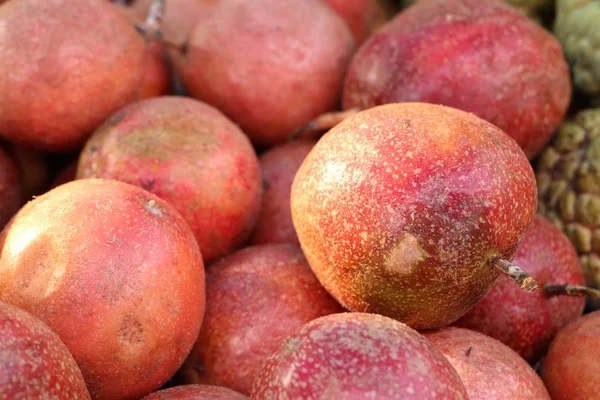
291, 102, 537, 329
402, 0, 554, 20
0, 179, 206, 400
249, 140, 316, 246
0, 301, 91, 400
454, 215, 585, 363
181, 244, 343, 395
173, 0, 355, 147
424, 327, 550, 399
77, 96, 262, 264
542, 311, 600, 400
324, 0, 394, 44
252, 312, 468, 399
344, 0, 571, 159
0, 0, 145, 151
141, 385, 248, 400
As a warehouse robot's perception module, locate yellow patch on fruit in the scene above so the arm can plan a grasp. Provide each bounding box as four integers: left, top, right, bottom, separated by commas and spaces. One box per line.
385, 232, 428, 274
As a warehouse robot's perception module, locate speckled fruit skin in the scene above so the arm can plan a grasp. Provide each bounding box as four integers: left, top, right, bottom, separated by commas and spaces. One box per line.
77, 96, 262, 264
141, 385, 248, 400
180, 244, 343, 395
0, 146, 24, 229
173, 0, 355, 147
291, 103, 537, 330
542, 311, 600, 400
249, 140, 316, 246
0, 0, 145, 152
454, 215, 585, 364
252, 312, 468, 399
343, 0, 571, 160
0, 301, 91, 400
424, 327, 550, 400
0, 179, 206, 400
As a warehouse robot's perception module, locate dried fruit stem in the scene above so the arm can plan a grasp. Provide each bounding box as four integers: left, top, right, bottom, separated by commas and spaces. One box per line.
134, 0, 186, 52
491, 257, 538, 291
144, 0, 165, 34
290, 108, 361, 141
544, 284, 600, 299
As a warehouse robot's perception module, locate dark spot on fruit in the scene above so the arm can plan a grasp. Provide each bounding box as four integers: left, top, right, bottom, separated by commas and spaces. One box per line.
106, 110, 126, 128
139, 177, 155, 191
262, 178, 271, 191
404, 119, 411, 128
466, 346, 473, 357
117, 315, 144, 345
283, 338, 300, 356
180, 41, 189, 56
89, 144, 98, 153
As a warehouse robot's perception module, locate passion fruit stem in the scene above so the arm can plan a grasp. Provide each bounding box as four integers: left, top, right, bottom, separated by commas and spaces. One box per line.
490, 257, 538, 292
544, 283, 600, 299
134, 0, 187, 53
289, 108, 361, 141
144, 0, 164, 34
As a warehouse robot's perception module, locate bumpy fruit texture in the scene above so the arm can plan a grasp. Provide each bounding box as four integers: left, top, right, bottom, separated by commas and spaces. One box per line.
537, 108, 600, 292
291, 103, 537, 329
454, 215, 586, 363
252, 313, 468, 399
141, 385, 248, 400
173, 0, 355, 147
0, 301, 91, 400
424, 327, 550, 399
77, 96, 262, 264
344, 0, 571, 160
554, 0, 600, 103
0, 179, 206, 400
0, 146, 24, 229
249, 140, 316, 246
542, 311, 600, 400
182, 244, 343, 395
0, 0, 145, 151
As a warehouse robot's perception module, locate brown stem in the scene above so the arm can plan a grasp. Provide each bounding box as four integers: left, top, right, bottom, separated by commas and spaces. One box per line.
289, 108, 361, 141
144, 0, 165, 34
134, 0, 187, 54
544, 283, 600, 299
134, 0, 165, 41
490, 257, 538, 292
